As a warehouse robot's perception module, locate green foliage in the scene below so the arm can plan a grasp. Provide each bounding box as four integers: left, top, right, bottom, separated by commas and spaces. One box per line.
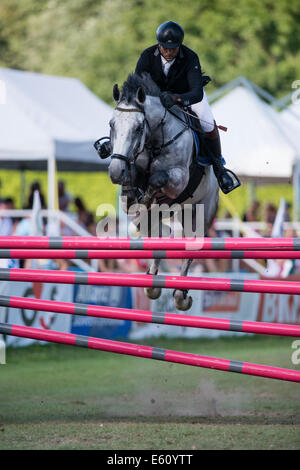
0, 1, 297, 216
0, 169, 292, 220
0, 169, 117, 212
0, 0, 299, 104
218, 183, 293, 219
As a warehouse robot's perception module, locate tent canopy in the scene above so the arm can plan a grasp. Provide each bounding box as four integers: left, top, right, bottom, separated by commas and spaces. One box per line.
280, 103, 300, 155
0, 73, 52, 166
0, 67, 113, 171
211, 85, 299, 181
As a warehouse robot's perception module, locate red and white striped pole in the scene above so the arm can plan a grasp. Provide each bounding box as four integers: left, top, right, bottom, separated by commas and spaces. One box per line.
1, 267, 300, 296
0, 322, 299, 382
1, 294, 299, 337
0, 236, 299, 251
1, 248, 300, 259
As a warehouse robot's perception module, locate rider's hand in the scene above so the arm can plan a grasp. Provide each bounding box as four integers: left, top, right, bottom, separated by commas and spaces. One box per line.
160, 92, 179, 109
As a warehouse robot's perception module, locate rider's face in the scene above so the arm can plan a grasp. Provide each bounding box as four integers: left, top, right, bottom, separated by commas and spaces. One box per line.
158, 45, 179, 61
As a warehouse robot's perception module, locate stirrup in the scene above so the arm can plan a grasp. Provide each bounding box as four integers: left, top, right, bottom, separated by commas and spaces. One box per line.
219, 168, 241, 194
94, 137, 111, 159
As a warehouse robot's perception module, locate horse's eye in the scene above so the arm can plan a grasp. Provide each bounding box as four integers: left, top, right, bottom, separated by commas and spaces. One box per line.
109, 121, 114, 128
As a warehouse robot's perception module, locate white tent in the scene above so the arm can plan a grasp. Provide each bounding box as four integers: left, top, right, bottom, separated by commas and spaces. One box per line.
0, 67, 113, 208
280, 103, 300, 155
211, 85, 299, 181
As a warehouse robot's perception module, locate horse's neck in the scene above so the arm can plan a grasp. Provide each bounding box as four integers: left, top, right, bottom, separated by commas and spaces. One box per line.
145, 97, 184, 139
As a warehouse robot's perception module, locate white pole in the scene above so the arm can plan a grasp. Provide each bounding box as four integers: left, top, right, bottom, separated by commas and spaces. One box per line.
293, 160, 300, 222
47, 144, 56, 211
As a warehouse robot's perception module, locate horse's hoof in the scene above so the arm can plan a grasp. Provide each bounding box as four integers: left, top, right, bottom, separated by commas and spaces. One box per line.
173, 289, 193, 311
144, 287, 162, 300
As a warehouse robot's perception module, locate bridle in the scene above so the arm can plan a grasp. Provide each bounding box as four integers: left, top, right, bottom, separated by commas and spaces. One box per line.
110, 105, 152, 191
110, 104, 189, 192
110, 106, 150, 165
110, 106, 190, 164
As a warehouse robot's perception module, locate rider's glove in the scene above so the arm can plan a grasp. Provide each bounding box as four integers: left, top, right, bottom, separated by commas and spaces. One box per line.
160, 92, 179, 109
202, 75, 211, 87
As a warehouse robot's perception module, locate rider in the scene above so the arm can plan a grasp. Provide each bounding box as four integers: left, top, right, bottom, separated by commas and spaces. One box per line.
135, 21, 237, 194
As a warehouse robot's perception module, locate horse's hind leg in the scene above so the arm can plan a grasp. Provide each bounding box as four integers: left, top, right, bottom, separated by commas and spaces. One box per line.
144, 258, 162, 300
173, 258, 193, 311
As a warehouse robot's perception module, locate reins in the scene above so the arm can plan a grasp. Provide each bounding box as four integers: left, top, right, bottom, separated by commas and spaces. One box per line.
113, 104, 189, 158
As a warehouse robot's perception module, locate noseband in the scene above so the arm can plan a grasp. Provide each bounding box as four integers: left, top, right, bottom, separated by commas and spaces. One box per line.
110, 106, 151, 191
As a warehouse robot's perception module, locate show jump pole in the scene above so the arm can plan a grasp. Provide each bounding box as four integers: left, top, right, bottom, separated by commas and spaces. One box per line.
0, 236, 299, 250
2, 268, 300, 295
1, 294, 299, 337
1, 322, 299, 382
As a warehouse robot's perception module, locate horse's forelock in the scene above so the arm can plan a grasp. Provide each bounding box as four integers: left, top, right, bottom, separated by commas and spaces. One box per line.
121, 73, 160, 103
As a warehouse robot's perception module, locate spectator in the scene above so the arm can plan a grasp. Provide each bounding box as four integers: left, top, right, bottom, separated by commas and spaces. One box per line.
25, 182, 46, 209
284, 201, 292, 222
0, 198, 13, 235
242, 200, 260, 222
74, 197, 89, 228
265, 228, 296, 278
86, 212, 97, 235
263, 202, 277, 224
264, 222, 273, 237
4, 197, 15, 210
58, 181, 72, 212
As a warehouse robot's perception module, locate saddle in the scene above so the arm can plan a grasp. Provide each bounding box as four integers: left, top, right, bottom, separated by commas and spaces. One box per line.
184, 107, 215, 166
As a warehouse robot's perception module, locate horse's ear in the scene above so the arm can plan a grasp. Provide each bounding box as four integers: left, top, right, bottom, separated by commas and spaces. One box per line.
113, 84, 120, 102
136, 86, 146, 105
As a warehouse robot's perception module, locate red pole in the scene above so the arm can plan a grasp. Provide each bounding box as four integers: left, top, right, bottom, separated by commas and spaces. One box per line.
0, 236, 299, 251
0, 322, 299, 382
1, 294, 300, 337
2, 248, 300, 259
2, 268, 300, 296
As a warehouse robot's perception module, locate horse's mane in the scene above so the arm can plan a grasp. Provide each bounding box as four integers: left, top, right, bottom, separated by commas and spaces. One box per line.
121, 72, 160, 102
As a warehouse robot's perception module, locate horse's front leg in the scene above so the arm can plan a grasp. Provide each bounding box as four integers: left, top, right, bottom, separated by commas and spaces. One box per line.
143, 210, 162, 300
141, 170, 169, 207
144, 258, 162, 300
173, 259, 194, 311
142, 167, 188, 207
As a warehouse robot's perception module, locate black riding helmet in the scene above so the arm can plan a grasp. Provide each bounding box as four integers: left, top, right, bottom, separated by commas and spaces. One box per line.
156, 21, 184, 49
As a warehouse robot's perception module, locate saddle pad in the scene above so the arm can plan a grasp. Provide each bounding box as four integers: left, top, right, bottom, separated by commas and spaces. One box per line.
192, 130, 211, 166
192, 130, 226, 167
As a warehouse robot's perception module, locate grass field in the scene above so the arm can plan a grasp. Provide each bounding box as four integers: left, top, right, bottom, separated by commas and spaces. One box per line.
0, 335, 299, 450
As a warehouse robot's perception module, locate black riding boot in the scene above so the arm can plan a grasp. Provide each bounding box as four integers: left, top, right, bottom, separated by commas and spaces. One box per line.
205, 123, 237, 194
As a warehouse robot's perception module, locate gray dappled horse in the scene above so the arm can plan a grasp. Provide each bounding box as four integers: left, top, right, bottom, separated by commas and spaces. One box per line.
108, 73, 219, 311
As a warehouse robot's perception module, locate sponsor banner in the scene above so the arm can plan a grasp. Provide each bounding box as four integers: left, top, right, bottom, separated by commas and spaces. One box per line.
129, 272, 260, 339
0, 281, 73, 347
257, 274, 300, 325
71, 282, 132, 339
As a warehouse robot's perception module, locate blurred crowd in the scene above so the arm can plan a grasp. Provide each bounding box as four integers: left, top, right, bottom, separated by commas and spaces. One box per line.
0, 183, 297, 278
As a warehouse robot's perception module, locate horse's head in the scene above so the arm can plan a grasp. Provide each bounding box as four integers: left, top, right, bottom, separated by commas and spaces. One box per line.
108, 82, 148, 187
